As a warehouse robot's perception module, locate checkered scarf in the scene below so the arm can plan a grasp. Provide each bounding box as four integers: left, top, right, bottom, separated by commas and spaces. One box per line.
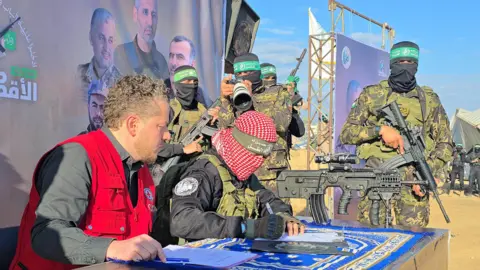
212, 111, 277, 181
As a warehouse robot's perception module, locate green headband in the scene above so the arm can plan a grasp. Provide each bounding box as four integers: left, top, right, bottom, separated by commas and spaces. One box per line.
174, 68, 198, 82
233, 61, 261, 73
261, 66, 276, 76
231, 127, 274, 157
390, 47, 419, 61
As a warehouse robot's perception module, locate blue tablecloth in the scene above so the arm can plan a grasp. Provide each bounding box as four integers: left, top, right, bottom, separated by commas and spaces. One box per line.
112, 220, 434, 269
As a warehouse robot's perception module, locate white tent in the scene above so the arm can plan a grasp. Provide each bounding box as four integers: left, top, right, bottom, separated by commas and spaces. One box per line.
450, 108, 480, 152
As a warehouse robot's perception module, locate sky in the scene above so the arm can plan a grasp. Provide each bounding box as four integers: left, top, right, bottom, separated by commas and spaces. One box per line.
247, 0, 480, 119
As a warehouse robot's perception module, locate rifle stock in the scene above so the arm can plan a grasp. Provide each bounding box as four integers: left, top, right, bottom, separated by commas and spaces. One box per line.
160, 99, 220, 173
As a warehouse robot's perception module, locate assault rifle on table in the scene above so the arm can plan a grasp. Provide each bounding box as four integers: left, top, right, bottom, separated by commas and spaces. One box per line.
276, 102, 451, 228
159, 99, 221, 173
276, 153, 407, 228
286, 48, 306, 106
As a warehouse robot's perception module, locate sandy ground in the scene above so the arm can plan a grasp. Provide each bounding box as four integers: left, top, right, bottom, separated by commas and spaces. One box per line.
288, 149, 480, 269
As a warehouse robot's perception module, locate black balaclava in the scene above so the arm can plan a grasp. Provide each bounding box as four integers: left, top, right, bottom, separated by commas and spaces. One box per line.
456, 143, 463, 151
173, 65, 198, 109
388, 41, 419, 93
233, 53, 263, 92
260, 63, 277, 87
475, 144, 480, 153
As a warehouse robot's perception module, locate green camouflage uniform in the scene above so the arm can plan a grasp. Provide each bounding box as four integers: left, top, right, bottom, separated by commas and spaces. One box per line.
166, 66, 210, 162
339, 80, 453, 227
218, 84, 292, 194
168, 98, 207, 145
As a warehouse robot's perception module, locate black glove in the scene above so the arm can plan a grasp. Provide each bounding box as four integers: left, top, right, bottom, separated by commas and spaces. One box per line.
276, 212, 303, 225
244, 214, 285, 240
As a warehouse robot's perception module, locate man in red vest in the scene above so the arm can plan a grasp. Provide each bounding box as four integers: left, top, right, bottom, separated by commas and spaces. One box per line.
10, 75, 170, 270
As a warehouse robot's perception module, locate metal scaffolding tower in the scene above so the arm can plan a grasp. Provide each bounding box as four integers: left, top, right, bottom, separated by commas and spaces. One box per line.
305, 0, 395, 218
306, 0, 396, 169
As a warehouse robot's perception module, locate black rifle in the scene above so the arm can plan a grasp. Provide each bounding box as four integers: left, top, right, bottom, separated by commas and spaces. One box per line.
276, 153, 408, 228
287, 48, 307, 106
0, 17, 21, 53
376, 100, 450, 224
285, 49, 307, 161
277, 100, 451, 227
160, 99, 220, 173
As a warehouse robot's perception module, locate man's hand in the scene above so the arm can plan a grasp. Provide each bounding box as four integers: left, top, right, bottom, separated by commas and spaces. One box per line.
105, 234, 166, 262
221, 75, 234, 98
245, 215, 285, 240
183, 137, 203, 154
276, 212, 306, 236
208, 107, 220, 125
412, 178, 440, 197
379, 126, 405, 154
243, 80, 253, 94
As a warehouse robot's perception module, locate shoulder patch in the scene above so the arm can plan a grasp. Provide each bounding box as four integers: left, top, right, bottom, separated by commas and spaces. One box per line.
174, 177, 199, 196
143, 188, 154, 201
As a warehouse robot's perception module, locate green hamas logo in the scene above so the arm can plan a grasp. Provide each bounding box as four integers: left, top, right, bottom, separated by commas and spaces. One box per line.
4, 30, 16, 51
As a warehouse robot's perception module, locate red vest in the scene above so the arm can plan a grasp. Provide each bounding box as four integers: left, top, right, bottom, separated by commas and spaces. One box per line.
10, 130, 156, 270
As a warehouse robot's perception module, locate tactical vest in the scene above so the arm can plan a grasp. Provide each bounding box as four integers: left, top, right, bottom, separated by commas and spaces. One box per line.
357, 81, 435, 160
10, 130, 155, 270
168, 98, 206, 143
252, 85, 289, 180
453, 152, 465, 167
197, 154, 259, 219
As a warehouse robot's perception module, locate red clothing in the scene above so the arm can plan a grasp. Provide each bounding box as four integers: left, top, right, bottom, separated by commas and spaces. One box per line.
10, 130, 155, 270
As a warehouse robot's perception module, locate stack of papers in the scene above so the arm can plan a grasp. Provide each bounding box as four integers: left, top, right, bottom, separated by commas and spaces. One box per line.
162, 245, 259, 268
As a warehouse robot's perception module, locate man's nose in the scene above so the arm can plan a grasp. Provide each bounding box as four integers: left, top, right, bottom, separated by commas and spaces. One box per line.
163, 131, 172, 140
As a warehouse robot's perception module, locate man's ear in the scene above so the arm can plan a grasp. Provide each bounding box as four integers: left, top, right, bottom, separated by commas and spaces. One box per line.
89, 31, 93, 46
133, 6, 138, 23
125, 114, 140, 137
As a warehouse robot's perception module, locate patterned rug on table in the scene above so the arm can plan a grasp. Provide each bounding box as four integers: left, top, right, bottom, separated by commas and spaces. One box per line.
185, 220, 434, 270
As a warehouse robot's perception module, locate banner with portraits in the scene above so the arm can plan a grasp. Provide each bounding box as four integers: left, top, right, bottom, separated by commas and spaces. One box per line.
333, 33, 390, 220
0, 0, 225, 227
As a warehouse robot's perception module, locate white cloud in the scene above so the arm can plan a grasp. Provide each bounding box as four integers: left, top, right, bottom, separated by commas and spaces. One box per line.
260, 18, 273, 26
253, 38, 305, 65
350, 32, 383, 47
416, 73, 480, 117
262, 28, 295, 35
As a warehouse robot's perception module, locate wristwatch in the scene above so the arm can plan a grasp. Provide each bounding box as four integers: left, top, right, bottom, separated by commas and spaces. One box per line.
375, 125, 381, 136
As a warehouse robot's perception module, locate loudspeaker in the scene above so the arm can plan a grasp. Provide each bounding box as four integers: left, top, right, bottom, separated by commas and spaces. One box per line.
224, 0, 260, 74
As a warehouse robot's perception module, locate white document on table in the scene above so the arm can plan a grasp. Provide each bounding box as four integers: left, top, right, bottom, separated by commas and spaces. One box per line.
163, 245, 259, 268
255, 232, 345, 243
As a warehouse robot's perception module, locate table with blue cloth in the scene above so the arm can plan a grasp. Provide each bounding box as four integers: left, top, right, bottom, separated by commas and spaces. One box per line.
79, 218, 449, 270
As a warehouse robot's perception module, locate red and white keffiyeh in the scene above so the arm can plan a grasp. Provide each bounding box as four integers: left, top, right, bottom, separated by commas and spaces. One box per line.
212, 111, 277, 181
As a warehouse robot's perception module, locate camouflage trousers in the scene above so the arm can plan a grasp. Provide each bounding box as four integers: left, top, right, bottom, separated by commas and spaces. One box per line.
357, 158, 430, 227
260, 179, 291, 205
357, 185, 430, 227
